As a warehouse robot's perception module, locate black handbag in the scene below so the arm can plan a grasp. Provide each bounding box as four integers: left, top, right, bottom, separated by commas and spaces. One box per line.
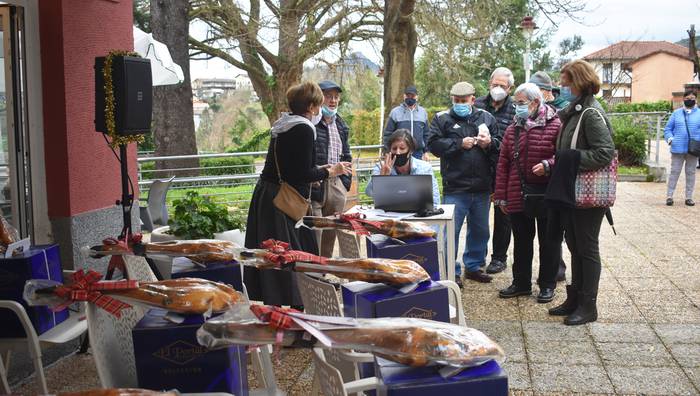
514, 127, 547, 219
684, 112, 700, 157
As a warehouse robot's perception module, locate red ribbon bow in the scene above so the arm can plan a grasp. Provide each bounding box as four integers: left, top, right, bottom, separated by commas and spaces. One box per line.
260, 239, 327, 267
54, 269, 138, 318
337, 213, 384, 236
250, 304, 302, 344
103, 233, 144, 280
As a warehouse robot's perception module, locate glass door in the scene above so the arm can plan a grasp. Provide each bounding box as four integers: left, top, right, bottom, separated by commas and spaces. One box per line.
0, 5, 32, 238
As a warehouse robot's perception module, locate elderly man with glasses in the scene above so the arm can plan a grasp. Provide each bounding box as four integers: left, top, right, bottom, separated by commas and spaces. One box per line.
427, 81, 501, 286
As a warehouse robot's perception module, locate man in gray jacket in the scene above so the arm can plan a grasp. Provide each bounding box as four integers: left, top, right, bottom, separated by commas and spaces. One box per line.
384, 86, 429, 160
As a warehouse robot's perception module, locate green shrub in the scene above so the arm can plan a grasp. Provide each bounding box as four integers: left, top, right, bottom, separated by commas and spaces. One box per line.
612, 100, 671, 113
168, 191, 242, 239
610, 116, 647, 166
349, 109, 381, 146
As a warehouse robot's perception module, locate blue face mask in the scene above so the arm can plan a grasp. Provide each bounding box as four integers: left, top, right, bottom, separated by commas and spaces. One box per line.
452, 103, 472, 117
514, 104, 530, 119
321, 105, 337, 117
559, 86, 578, 102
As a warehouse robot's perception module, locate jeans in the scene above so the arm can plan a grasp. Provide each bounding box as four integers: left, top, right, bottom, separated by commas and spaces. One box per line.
444, 191, 491, 275
412, 149, 424, 160
510, 212, 557, 290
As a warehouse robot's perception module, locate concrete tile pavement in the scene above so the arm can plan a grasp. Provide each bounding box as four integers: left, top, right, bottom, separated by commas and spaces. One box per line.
12, 180, 700, 395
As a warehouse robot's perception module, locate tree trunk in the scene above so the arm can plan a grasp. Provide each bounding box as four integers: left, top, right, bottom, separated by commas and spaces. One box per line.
151, 0, 199, 177
382, 0, 417, 119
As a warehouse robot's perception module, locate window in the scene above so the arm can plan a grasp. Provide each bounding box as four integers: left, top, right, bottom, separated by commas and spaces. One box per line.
602, 63, 613, 84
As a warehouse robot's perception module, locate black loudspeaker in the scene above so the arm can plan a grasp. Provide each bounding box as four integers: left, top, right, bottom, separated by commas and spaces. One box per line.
95, 56, 152, 136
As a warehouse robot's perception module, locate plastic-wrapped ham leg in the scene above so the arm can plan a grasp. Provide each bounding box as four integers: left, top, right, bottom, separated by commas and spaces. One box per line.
25, 271, 246, 316
301, 214, 437, 240
87, 238, 238, 264
198, 304, 504, 368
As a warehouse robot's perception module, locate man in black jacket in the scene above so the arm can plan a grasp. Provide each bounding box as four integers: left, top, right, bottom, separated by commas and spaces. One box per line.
474, 67, 516, 275
428, 82, 501, 285
312, 80, 353, 257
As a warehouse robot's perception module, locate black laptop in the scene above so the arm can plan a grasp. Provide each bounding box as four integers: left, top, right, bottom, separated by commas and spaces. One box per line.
371, 174, 433, 212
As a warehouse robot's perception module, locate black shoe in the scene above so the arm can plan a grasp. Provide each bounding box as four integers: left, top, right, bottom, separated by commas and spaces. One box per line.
537, 288, 555, 303
555, 261, 566, 282
686, 199, 695, 206
465, 270, 493, 283
549, 285, 578, 316
666, 198, 674, 206
454, 276, 464, 289
485, 259, 507, 274
564, 292, 597, 325
498, 284, 532, 298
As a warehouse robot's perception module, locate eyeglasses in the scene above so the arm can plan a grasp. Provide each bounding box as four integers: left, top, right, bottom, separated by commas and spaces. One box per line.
324, 94, 341, 101
512, 101, 531, 107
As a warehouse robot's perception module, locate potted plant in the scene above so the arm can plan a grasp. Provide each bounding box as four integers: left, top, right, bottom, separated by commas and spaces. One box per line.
150, 191, 246, 244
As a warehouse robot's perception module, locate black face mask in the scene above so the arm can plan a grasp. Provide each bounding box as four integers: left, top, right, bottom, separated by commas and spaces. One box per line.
393, 152, 410, 167
685, 99, 696, 108
404, 98, 417, 106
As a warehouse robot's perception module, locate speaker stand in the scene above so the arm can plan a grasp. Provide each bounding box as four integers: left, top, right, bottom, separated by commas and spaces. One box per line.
105, 144, 163, 281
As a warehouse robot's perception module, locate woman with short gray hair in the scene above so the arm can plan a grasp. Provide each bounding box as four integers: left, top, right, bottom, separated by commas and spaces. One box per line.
494, 82, 561, 304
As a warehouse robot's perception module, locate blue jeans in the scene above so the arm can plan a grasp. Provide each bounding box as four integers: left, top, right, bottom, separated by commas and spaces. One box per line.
412, 149, 424, 160
444, 192, 491, 275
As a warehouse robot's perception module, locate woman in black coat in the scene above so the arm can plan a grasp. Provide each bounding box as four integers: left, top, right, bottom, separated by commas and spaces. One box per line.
245, 81, 352, 307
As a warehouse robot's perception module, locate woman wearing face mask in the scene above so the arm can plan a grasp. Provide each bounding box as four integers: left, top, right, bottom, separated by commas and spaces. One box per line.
494, 83, 561, 303
246, 81, 352, 307
365, 129, 440, 206
663, 90, 700, 206
541, 60, 615, 325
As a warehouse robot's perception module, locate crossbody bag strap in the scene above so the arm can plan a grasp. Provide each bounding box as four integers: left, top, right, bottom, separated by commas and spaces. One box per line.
684, 111, 692, 139
513, 127, 529, 194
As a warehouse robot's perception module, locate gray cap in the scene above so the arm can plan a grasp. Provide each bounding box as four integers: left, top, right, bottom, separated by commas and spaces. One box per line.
318, 80, 343, 92
529, 71, 553, 91
450, 82, 475, 96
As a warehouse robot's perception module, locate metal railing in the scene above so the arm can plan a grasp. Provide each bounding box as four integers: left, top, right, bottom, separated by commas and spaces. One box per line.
137, 111, 670, 207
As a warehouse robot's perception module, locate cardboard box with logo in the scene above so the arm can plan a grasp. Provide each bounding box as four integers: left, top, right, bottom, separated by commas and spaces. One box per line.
0, 244, 68, 338
366, 235, 440, 281
132, 309, 247, 394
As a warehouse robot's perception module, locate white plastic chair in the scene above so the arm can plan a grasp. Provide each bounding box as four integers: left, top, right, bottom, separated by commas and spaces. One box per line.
336, 230, 361, 258
437, 280, 466, 326
139, 176, 175, 232
312, 348, 378, 396
0, 270, 88, 395
296, 273, 375, 395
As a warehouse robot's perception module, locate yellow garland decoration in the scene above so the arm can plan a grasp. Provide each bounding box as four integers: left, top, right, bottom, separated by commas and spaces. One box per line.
103, 50, 146, 148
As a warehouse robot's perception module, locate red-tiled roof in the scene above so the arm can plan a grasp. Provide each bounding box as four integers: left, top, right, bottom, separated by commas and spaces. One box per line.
584, 41, 696, 61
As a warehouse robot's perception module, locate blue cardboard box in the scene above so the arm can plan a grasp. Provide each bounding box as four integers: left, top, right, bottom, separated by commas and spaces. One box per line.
0, 244, 68, 338
341, 281, 449, 322
366, 235, 440, 281
132, 309, 248, 394
171, 260, 244, 292
376, 357, 508, 396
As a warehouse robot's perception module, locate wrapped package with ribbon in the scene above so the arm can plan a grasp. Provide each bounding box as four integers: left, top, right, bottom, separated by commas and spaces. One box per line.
301, 214, 437, 240
86, 236, 238, 265
24, 269, 246, 316
238, 239, 430, 287
198, 304, 504, 369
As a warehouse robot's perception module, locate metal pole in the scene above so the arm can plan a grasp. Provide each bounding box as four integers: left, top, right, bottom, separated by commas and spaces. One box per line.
525, 34, 531, 82
379, 78, 385, 146
655, 115, 661, 164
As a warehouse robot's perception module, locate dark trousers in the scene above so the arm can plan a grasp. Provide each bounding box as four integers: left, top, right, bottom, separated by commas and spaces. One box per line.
510, 212, 557, 290
562, 208, 606, 297
491, 205, 512, 262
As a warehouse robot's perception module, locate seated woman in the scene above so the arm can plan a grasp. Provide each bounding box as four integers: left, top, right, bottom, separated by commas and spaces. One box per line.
365, 129, 440, 206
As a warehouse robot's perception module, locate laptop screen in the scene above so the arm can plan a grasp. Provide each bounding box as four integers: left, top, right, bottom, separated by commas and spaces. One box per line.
371, 174, 433, 212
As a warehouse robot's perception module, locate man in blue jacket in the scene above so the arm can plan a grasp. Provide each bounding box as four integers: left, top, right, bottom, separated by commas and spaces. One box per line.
427, 82, 501, 286
384, 85, 429, 160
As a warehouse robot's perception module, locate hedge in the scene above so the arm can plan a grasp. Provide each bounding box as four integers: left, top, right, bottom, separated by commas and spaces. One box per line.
612, 100, 672, 113
610, 115, 647, 166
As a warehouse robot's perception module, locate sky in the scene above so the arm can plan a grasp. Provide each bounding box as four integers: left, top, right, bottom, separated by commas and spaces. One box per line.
189, 0, 700, 81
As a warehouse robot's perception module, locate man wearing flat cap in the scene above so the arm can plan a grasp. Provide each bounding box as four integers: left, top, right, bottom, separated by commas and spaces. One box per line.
427, 81, 501, 286
312, 80, 353, 257
384, 85, 429, 160
530, 71, 569, 111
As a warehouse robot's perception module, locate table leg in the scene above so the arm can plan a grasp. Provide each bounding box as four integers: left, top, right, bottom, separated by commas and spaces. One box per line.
446, 218, 456, 282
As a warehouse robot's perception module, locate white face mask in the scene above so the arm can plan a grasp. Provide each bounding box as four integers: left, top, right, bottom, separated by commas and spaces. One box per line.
311, 110, 322, 125
490, 86, 507, 101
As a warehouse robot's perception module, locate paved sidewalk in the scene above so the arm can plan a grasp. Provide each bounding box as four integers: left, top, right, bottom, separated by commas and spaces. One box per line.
13, 180, 700, 395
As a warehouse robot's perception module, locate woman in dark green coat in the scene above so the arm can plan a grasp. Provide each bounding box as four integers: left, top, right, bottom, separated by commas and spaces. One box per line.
544, 60, 615, 325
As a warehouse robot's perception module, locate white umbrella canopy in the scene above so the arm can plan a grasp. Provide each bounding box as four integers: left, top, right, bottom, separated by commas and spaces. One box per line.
133, 26, 185, 86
